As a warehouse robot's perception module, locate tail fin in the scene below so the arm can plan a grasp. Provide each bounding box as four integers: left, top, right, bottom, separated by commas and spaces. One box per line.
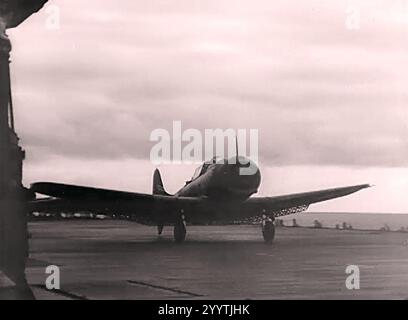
153, 169, 170, 196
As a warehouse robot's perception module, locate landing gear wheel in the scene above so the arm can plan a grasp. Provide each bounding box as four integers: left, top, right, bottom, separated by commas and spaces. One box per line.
174, 215, 187, 243
157, 224, 164, 235
262, 219, 275, 244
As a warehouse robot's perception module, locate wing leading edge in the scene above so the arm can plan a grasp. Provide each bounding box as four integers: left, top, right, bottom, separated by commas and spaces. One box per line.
29, 182, 371, 222
240, 184, 371, 216
29, 182, 202, 221
203, 184, 371, 221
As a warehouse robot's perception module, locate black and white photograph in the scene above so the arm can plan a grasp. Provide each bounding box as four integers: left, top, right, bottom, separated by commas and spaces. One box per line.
0, 0, 408, 304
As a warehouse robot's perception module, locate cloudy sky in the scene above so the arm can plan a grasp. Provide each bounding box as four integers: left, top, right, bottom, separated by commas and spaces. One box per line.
7, 0, 408, 212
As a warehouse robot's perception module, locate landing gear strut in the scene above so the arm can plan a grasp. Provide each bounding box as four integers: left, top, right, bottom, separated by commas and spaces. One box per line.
262, 215, 275, 244
157, 224, 164, 235
174, 214, 187, 243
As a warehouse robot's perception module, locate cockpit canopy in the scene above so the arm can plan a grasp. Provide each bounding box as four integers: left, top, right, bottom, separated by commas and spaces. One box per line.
191, 157, 223, 180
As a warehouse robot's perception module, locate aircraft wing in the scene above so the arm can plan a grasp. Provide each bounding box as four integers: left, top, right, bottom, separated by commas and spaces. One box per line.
233, 184, 371, 219
29, 182, 370, 222
29, 182, 202, 221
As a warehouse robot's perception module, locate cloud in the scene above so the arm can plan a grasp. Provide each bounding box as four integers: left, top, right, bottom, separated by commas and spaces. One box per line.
4, 0, 408, 212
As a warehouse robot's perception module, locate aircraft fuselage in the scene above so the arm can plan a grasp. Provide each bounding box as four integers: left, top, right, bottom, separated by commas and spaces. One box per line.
176, 157, 261, 201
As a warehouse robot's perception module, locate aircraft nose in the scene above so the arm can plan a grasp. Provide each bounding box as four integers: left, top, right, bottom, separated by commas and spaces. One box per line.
225, 157, 261, 196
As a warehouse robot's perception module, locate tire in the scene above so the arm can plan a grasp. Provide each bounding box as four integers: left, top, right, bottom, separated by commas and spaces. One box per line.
174, 220, 186, 243
262, 221, 275, 244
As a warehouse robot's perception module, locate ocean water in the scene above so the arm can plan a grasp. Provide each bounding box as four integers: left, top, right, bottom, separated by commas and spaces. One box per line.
280, 212, 408, 231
